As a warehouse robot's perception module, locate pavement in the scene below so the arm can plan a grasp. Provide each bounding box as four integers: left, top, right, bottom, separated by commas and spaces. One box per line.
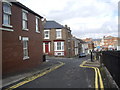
2, 59, 61, 88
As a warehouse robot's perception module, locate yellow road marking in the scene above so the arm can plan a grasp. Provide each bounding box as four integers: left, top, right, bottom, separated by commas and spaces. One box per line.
80, 61, 104, 90
94, 68, 99, 90
6, 61, 65, 89
96, 68, 104, 89
80, 61, 98, 90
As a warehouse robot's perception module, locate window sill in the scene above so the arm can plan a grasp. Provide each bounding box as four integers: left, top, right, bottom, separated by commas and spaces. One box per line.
23, 56, 30, 60
36, 31, 40, 33
2, 24, 13, 28
56, 37, 62, 39
0, 27, 14, 32
44, 38, 50, 39
23, 29, 29, 31
54, 50, 64, 51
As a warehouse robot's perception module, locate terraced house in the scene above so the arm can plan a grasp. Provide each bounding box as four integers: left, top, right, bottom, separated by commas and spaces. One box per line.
0, 0, 43, 75
43, 20, 72, 57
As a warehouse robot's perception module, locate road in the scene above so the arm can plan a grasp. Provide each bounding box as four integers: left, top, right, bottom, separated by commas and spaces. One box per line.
16, 56, 95, 88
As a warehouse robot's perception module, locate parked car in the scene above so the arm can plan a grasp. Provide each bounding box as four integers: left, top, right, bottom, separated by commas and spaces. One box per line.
79, 53, 86, 58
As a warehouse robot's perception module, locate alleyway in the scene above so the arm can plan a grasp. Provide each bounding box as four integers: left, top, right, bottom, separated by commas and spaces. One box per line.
6, 56, 95, 88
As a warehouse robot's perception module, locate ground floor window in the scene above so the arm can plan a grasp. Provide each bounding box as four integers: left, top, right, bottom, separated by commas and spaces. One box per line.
54, 41, 64, 56
54, 41, 64, 51
22, 37, 29, 60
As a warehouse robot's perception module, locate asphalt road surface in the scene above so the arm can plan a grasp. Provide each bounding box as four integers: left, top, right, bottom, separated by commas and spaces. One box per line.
17, 56, 95, 88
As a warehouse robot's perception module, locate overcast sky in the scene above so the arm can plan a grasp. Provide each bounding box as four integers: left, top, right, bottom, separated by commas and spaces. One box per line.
17, 0, 119, 39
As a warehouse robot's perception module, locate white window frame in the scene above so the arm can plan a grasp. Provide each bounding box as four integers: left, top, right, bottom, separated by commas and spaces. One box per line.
54, 42, 64, 51
43, 43, 45, 53
22, 9, 28, 31
36, 16, 40, 33
2, 2, 13, 28
22, 37, 29, 60
44, 30, 50, 39
48, 42, 51, 52
56, 29, 62, 39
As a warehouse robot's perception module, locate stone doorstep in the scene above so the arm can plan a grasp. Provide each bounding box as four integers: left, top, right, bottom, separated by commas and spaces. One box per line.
86, 60, 100, 64
2, 61, 61, 88
86, 62, 100, 64
84, 60, 101, 67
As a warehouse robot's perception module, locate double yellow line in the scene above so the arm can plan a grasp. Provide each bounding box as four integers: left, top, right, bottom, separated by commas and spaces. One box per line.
80, 61, 104, 90
6, 61, 65, 89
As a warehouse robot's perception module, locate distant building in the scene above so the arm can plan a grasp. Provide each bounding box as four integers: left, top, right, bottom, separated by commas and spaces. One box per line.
101, 36, 119, 50
81, 42, 89, 55
82, 38, 94, 53
93, 39, 102, 51
118, 37, 120, 50
71, 36, 82, 56
93, 39, 102, 47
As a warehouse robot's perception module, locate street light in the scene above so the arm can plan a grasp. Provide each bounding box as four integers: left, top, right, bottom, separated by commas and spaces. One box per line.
91, 42, 94, 62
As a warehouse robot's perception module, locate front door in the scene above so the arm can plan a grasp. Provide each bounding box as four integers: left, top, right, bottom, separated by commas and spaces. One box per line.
45, 42, 49, 54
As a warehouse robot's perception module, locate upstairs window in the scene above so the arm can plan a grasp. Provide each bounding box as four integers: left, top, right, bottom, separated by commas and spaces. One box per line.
56, 29, 62, 39
36, 17, 40, 33
3, 3, 11, 26
22, 10, 28, 30
44, 30, 50, 39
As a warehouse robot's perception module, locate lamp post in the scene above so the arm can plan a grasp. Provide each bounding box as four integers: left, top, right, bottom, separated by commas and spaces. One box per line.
90, 50, 93, 62
91, 42, 94, 62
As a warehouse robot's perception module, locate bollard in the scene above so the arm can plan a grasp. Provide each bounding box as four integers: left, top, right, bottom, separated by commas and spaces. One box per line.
43, 54, 46, 62
91, 50, 93, 62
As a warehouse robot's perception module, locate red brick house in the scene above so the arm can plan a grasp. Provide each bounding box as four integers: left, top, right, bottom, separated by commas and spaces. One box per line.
0, 1, 43, 75
101, 36, 119, 50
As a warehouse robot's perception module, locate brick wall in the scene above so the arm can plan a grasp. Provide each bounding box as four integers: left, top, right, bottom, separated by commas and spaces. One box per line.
0, 1, 2, 86
2, 3, 43, 75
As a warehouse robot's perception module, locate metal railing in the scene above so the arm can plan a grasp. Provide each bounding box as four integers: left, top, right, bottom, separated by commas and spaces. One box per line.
101, 51, 120, 88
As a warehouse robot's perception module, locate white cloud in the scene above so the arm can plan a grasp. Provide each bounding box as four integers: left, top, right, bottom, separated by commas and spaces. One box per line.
17, 0, 119, 39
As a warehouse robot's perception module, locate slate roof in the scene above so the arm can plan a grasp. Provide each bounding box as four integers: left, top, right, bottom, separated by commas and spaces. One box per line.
92, 39, 101, 41
44, 21, 64, 29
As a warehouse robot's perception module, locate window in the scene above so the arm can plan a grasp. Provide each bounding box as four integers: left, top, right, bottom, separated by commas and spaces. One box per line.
44, 30, 50, 39
22, 37, 29, 60
22, 10, 28, 30
57, 42, 61, 50
3, 3, 12, 26
54, 42, 64, 51
56, 29, 62, 39
36, 17, 40, 33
